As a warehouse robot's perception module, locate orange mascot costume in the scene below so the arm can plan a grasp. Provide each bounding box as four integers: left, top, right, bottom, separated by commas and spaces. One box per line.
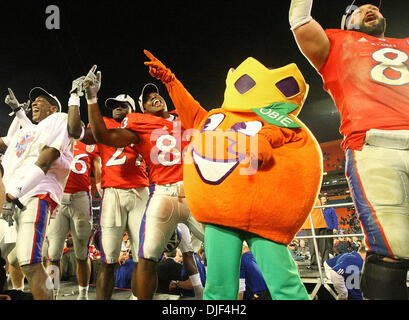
144, 50, 323, 300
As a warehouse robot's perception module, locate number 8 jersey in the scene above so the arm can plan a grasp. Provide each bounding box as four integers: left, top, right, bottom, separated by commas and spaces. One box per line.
319, 29, 409, 151
121, 112, 189, 185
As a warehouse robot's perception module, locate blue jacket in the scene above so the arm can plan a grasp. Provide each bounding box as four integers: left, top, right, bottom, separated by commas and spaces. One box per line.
326, 251, 363, 300
322, 207, 338, 230
114, 258, 134, 289
240, 252, 269, 299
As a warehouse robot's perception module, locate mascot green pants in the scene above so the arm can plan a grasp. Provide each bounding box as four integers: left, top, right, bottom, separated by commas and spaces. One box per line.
204, 224, 310, 300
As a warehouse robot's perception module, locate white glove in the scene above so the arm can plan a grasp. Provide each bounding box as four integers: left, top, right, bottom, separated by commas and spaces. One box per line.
83, 65, 102, 104
70, 76, 86, 97
1, 195, 26, 227
69, 76, 86, 107
289, 0, 313, 30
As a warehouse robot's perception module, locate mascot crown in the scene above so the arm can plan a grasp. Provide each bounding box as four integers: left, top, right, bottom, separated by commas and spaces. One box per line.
222, 57, 309, 116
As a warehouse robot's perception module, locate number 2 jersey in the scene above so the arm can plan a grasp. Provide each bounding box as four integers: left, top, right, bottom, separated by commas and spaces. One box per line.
319, 29, 409, 151
121, 112, 189, 185
92, 117, 149, 189
63, 141, 99, 194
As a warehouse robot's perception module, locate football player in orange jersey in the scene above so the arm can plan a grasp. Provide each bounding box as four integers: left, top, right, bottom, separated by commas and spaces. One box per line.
67, 69, 150, 300
290, 0, 409, 299
46, 138, 101, 300
70, 66, 205, 300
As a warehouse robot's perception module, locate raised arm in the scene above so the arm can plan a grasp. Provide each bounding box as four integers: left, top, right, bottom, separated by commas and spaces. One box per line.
66, 75, 97, 145
289, 0, 331, 70
1, 89, 33, 153
143, 50, 208, 129
5, 88, 32, 126
83, 65, 140, 148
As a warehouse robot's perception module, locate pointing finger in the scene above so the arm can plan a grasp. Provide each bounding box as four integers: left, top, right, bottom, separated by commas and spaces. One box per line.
144, 49, 157, 62
7, 88, 16, 100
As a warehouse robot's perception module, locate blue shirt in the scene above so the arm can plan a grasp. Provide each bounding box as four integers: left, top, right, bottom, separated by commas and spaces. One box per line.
326, 252, 363, 300
322, 207, 338, 230
240, 251, 269, 299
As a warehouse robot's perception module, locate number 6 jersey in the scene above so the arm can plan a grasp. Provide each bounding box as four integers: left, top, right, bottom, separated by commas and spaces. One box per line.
319, 29, 409, 151
121, 112, 189, 185
63, 141, 99, 194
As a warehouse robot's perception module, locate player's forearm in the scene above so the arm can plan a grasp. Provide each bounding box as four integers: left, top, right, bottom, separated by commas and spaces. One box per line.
67, 95, 84, 140
182, 252, 199, 276
15, 109, 32, 127
6, 150, 58, 200
87, 102, 110, 144
67, 94, 97, 145
35, 146, 61, 174
87, 103, 136, 147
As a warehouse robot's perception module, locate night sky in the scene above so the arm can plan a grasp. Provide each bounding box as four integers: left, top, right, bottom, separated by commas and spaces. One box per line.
1, 0, 408, 142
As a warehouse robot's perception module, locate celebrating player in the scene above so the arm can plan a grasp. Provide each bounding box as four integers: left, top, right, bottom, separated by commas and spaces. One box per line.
290, 0, 409, 299
67, 69, 150, 300
46, 137, 101, 300
0, 87, 76, 300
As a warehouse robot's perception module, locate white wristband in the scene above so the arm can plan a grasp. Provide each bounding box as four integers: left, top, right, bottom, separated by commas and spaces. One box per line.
68, 94, 80, 107
87, 97, 98, 104
189, 273, 202, 287
289, 0, 313, 30
239, 278, 246, 293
